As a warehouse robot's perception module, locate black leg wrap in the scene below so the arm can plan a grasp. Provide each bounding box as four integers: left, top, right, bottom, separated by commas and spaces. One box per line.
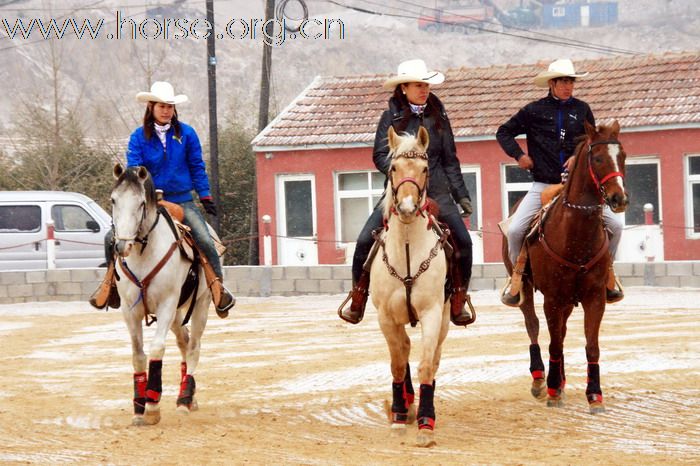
391, 381, 408, 421
417, 383, 435, 421
133, 372, 147, 415
146, 359, 163, 404
547, 359, 563, 391
585, 363, 602, 400
177, 374, 196, 407
417, 383, 436, 430
529, 344, 545, 373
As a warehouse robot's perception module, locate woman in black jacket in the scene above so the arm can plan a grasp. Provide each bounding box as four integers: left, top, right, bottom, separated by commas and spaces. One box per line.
338, 59, 475, 326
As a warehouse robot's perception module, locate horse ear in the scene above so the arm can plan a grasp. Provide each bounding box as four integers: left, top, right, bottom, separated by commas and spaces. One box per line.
584, 120, 596, 140
113, 163, 124, 180
610, 120, 620, 138
417, 126, 429, 150
137, 166, 149, 182
387, 126, 398, 151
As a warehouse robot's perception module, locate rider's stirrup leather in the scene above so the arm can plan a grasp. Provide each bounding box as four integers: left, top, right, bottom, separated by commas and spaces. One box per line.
89, 264, 120, 310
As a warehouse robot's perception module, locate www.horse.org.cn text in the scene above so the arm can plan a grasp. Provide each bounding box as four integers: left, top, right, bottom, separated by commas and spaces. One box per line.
1, 11, 346, 46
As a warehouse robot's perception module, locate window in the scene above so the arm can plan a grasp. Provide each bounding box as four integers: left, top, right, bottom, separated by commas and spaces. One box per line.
336, 171, 384, 243
623, 161, 661, 225
461, 169, 480, 231
51, 204, 97, 232
502, 164, 533, 217
687, 155, 700, 236
0, 205, 41, 233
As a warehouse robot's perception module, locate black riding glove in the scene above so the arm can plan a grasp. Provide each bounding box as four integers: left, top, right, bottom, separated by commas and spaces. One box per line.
458, 197, 473, 217
201, 198, 217, 216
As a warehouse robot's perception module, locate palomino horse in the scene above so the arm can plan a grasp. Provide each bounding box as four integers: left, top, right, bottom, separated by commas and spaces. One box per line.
111, 164, 211, 425
370, 126, 451, 447
503, 121, 628, 413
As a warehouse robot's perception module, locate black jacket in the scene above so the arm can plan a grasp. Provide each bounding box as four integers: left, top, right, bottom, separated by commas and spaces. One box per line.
496, 93, 595, 184
373, 95, 470, 217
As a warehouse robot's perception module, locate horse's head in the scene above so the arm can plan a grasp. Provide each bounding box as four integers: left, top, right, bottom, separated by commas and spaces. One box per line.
384, 126, 430, 222
110, 163, 157, 257
581, 120, 629, 213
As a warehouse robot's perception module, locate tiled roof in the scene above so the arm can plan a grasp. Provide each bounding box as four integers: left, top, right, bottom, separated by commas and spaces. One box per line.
252, 52, 700, 149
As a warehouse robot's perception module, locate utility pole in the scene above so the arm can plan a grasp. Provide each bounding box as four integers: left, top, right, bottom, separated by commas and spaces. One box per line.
249, 0, 275, 265
206, 0, 221, 233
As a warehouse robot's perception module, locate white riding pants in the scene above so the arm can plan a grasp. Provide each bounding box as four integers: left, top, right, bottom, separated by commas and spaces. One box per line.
507, 182, 623, 266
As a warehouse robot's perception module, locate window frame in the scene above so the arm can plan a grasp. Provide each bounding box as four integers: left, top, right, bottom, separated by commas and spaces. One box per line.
334, 170, 384, 246
501, 163, 533, 219
620, 157, 662, 227
685, 154, 700, 239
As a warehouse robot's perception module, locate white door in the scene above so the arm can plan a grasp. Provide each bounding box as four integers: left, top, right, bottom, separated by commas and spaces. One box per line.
462, 169, 484, 263
277, 175, 318, 265
581, 5, 590, 27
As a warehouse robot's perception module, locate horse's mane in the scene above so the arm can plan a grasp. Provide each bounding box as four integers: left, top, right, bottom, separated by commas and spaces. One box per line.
115, 166, 158, 210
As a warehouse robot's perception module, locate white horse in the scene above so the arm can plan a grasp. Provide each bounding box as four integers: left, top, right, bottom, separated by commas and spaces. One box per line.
111, 164, 211, 426
370, 126, 451, 448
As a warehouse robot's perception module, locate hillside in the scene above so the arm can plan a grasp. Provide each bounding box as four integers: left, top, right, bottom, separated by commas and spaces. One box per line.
0, 0, 698, 144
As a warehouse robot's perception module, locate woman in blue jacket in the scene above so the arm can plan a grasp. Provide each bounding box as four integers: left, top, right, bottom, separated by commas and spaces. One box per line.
90, 82, 235, 318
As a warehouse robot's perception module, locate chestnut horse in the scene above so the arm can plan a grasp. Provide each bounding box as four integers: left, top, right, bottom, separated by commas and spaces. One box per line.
370, 126, 451, 447
503, 121, 628, 413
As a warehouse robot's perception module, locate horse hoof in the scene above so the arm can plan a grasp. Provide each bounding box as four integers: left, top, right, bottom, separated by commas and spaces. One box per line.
132, 415, 146, 426
190, 398, 199, 411
531, 378, 547, 400
546, 397, 565, 408
176, 404, 191, 415
416, 429, 436, 448
144, 404, 161, 425
589, 402, 606, 414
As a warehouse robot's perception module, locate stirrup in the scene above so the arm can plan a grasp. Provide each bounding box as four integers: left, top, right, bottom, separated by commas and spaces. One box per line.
215, 284, 235, 319
451, 292, 476, 326
606, 268, 624, 304
500, 277, 523, 307
337, 288, 366, 324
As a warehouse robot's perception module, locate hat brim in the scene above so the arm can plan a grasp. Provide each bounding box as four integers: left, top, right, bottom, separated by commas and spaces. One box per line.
534, 70, 588, 88
136, 92, 189, 105
382, 71, 445, 90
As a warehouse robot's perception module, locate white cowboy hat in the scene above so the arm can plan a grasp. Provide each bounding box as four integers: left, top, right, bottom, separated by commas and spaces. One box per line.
382, 59, 445, 90
135, 81, 189, 105
533, 58, 589, 88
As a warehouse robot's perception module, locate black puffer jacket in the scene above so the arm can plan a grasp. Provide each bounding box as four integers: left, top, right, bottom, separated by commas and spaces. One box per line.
373, 95, 470, 217
496, 93, 595, 184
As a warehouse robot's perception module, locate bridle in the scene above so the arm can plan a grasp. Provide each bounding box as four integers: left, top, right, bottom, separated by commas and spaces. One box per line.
390, 150, 429, 217
563, 139, 625, 211
113, 199, 161, 250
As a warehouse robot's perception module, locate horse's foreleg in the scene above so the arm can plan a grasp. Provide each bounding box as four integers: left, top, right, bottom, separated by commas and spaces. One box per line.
379, 320, 411, 428
124, 312, 148, 425
583, 295, 606, 414
143, 313, 175, 425
520, 283, 546, 399
415, 306, 443, 448
177, 302, 208, 413
543, 301, 567, 408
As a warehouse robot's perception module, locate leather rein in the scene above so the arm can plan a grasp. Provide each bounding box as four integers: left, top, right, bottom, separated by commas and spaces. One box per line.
541, 140, 624, 272
380, 149, 448, 327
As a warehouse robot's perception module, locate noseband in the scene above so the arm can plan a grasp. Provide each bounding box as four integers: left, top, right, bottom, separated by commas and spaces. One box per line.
390, 150, 429, 209
113, 200, 161, 251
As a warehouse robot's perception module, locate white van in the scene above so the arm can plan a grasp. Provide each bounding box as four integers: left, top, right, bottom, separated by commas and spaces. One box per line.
0, 191, 111, 271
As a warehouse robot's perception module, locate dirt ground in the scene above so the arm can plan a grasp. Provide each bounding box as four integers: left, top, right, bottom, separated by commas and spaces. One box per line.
0, 287, 698, 465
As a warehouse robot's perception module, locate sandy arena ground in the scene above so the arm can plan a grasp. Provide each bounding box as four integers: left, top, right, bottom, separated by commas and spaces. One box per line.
0, 287, 698, 465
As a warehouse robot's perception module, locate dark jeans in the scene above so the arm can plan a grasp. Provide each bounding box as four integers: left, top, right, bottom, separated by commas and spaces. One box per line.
104, 201, 223, 277
352, 207, 473, 286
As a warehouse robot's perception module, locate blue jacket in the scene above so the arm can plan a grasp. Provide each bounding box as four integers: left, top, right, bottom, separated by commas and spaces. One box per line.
126, 122, 211, 203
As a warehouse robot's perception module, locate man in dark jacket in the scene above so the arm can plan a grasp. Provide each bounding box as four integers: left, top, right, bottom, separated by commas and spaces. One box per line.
338, 59, 475, 327
496, 58, 624, 306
